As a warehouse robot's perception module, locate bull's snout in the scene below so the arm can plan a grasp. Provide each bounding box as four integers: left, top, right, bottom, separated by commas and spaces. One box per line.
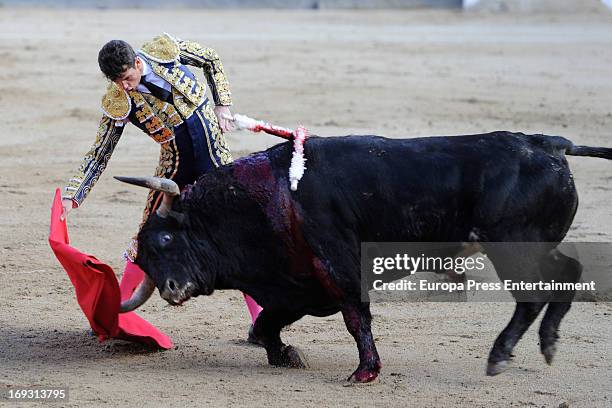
160, 279, 195, 306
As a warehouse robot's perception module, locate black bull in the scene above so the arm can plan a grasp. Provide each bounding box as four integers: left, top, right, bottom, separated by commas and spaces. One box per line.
118, 132, 612, 383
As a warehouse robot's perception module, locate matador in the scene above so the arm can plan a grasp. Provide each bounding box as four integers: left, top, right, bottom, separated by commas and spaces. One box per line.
62, 33, 262, 340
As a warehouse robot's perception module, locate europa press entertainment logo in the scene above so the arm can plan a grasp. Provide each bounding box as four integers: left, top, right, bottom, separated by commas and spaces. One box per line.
361, 242, 606, 303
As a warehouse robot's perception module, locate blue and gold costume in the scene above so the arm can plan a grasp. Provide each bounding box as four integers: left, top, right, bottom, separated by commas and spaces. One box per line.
63, 33, 233, 260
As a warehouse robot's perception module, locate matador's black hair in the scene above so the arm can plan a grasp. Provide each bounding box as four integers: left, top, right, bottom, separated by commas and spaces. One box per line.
98, 40, 136, 81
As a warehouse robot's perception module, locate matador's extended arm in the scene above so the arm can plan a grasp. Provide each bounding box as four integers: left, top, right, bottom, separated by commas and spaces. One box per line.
175, 38, 233, 107
63, 116, 124, 208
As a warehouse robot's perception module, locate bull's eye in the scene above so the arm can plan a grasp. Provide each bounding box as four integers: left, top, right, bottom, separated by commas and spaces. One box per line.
158, 232, 173, 247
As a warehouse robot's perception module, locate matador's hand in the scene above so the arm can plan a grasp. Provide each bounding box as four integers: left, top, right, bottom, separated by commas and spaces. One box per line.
61, 198, 74, 221
214, 106, 235, 133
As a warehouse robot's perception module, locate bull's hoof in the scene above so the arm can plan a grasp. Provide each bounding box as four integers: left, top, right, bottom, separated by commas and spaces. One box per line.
541, 344, 557, 365
346, 369, 380, 384
280, 345, 308, 369
486, 360, 510, 376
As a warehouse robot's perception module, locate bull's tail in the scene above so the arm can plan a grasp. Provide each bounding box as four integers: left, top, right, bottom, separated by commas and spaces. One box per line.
545, 135, 612, 160
566, 144, 612, 160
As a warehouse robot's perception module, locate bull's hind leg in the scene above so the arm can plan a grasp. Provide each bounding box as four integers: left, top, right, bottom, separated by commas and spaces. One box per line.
341, 302, 381, 383
539, 302, 571, 364
252, 309, 308, 369
485, 243, 551, 375
487, 301, 546, 375
538, 250, 582, 364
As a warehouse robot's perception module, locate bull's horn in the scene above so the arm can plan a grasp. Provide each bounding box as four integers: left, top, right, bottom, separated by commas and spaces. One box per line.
114, 176, 180, 218
119, 274, 156, 313
114, 176, 180, 195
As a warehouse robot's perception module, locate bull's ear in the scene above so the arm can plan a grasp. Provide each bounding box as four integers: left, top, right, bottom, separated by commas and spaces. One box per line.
180, 184, 196, 200
167, 210, 187, 225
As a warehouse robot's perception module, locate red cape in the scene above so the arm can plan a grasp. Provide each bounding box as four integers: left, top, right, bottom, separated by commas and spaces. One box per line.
48, 189, 173, 350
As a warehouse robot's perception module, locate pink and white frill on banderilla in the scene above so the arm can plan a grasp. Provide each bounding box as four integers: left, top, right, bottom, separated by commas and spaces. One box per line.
229, 113, 308, 191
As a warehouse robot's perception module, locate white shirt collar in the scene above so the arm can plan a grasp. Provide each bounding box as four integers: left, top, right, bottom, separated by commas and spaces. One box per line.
135, 54, 172, 93
138, 55, 152, 77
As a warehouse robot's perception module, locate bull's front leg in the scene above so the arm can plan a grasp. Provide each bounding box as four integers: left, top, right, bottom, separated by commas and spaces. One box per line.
341, 302, 381, 383
252, 309, 308, 369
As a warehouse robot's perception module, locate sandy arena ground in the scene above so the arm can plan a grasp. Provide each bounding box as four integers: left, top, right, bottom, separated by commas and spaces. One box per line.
0, 6, 611, 407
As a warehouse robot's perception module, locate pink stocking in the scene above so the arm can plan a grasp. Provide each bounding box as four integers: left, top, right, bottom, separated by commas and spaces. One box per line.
119, 260, 145, 302
243, 293, 262, 323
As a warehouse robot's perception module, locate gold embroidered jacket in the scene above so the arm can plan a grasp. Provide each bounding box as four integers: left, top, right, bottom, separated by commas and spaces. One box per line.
63, 33, 233, 207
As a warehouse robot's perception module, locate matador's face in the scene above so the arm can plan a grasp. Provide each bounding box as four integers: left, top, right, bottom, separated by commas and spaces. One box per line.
114, 56, 144, 92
